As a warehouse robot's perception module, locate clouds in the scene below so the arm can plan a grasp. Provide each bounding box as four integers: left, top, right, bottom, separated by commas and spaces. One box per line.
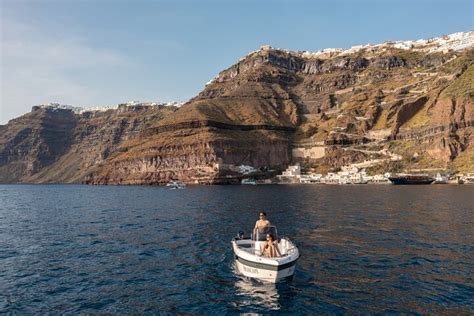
0, 17, 133, 124
2, 0, 472, 125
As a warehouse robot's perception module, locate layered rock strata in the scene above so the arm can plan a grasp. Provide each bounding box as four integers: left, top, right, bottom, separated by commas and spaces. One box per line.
1, 31, 473, 183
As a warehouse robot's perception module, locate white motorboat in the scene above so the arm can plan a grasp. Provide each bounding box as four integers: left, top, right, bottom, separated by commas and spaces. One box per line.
241, 178, 257, 185
231, 226, 299, 282
433, 173, 448, 184
460, 173, 474, 184
166, 180, 186, 189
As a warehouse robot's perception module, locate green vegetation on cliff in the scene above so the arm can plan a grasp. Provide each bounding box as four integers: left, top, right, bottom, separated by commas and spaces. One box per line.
442, 64, 474, 98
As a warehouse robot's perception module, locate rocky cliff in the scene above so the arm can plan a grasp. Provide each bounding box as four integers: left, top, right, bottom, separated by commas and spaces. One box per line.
0, 105, 177, 183
1, 31, 473, 183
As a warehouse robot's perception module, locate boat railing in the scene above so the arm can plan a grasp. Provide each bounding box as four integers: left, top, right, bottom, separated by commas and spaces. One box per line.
252, 226, 278, 242
283, 238, 298, 256
285, 245, 298, 255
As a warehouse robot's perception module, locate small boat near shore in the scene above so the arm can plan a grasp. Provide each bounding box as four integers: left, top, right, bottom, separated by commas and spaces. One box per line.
231, 226, 299, 282
433, 173, 448, 184
459, 173, 474, 184
166, 180, 186, 189
388, 174, 435, 185
241, 178, 257, 185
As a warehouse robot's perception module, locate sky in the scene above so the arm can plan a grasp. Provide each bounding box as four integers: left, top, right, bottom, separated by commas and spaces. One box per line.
1, 0, 473, 124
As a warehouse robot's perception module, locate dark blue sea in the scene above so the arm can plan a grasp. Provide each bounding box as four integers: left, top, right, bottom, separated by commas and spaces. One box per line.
0, 184, 473, 314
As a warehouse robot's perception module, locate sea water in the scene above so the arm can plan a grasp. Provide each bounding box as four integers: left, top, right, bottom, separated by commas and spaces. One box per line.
0, 184, 473, 314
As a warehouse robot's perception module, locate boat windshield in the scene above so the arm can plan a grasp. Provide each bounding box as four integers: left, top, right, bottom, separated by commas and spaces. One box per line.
255, 226, 278, 241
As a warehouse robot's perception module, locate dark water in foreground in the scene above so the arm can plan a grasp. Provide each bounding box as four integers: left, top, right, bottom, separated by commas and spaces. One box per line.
0, 184, 473, 314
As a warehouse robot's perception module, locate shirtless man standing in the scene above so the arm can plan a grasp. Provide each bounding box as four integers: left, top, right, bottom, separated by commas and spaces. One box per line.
253, 212, 271, 237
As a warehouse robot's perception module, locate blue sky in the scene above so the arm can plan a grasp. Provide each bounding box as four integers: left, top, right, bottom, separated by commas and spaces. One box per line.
1, 0, 473, 124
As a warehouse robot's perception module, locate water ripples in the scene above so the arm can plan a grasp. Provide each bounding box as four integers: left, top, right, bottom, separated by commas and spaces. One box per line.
0, 184, 473, 314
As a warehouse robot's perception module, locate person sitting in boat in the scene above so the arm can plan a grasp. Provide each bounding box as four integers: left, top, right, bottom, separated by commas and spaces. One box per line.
261, 234, 281, 257
253, 212, 271, 236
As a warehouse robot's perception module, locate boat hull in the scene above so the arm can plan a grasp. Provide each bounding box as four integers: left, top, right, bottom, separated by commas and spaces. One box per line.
231, 239, 299, 283
388, 176, 435, 185
234, 257, 296, 282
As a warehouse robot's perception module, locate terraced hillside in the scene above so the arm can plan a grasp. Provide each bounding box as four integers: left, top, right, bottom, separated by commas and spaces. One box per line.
1, 31, 473, 183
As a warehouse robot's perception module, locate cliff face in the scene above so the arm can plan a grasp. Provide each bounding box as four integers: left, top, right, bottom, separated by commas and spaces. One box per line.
84, 129, 292, 184
1, 32, 473, 183
0, 105, 177, 183
0, 109, 77, 182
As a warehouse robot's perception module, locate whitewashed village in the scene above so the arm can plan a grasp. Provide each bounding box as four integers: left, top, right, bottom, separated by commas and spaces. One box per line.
239, 164, 474, 185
